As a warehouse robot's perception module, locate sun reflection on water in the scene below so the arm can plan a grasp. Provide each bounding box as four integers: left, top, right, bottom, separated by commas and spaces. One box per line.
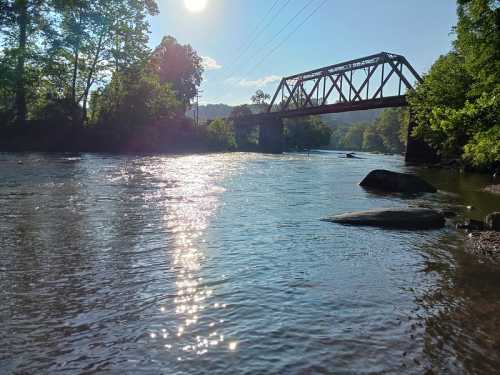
151, 155, 240, 357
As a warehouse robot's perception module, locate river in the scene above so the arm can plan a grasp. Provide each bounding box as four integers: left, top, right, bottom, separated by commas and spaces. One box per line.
1, 151, 499, 374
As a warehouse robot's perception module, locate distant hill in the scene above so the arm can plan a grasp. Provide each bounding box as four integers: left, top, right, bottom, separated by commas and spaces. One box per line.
188, 104, 382, 126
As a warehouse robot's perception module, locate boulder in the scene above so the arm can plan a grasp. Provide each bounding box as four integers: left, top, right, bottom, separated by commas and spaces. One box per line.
322, 208, 445, 230
456, 219, 485, 231
486, 212, 500, 231
484, 185, 500, 195
360, 169, 437, 194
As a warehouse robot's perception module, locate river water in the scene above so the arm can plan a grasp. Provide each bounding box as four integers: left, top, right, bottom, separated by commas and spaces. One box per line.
1, 152, 499, 375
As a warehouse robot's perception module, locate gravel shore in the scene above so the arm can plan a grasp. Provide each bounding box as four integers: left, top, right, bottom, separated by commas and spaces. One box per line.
465, 231, 500, 261
484, 185, 500, 195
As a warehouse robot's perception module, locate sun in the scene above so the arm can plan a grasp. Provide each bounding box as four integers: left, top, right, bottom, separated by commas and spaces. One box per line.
184, 0, 208, 12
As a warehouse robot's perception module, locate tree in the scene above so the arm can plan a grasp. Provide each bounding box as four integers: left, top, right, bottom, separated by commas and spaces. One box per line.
251, 89, 271, 114
150, 35, 203, 111
375, 108, 407, 154
285, 116, 332, 150
362, 126, 385, 152
251, 89, 271, 105
230, 104, 252, 118
51, 0, 159, 125
446, 91, 500, 168
229, 104, 256, 149
0, 51, 17, 124
408, 52, 474, 157
91, 62, 181, 129
454, 0, 500, 95
408, 0, 499, 168
0, 0, 48, 125
206, 118, 236, 150
341, 123, 367, 150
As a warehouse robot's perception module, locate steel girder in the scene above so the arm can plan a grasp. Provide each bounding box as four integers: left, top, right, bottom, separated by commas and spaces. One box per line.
267, 52, 422, 117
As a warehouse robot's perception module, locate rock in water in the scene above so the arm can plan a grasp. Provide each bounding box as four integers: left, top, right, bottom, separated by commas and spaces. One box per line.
322, 208, 445, 230
360, 170, 437, 194
486, 212, 500, 231
456, 219, 485, 231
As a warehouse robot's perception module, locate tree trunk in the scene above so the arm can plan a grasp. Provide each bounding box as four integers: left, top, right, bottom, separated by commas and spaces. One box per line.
15, 0, 28, 126
80, 32, 104, 126
71, 48, 79, 104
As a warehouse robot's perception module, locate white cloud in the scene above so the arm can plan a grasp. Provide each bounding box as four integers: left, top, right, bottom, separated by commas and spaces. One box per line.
202, 56, 222, 71
227, 75, 281, 88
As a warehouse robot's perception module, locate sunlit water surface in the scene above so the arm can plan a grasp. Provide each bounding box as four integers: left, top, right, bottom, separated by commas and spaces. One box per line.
1, 152, 500, 374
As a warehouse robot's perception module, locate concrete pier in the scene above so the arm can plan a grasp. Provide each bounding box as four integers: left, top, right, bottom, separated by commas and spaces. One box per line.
258, 116, 284, 154
405, 116, 439, 164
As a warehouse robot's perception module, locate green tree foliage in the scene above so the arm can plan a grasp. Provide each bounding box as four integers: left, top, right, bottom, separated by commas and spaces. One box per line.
375, 108, 407, 154
230, 104, 257, 149
362, 126, 384, 152
285, 116, 332, 150
0, 0, 215, 153
340, 123, 366, 150
450, 91, 500, 166
150, 36, 203, 111
0, 52, 16, 123
230, 104, 253, 118
91, 63, 181, 129
455, 0, 500, 95
205, 118, 236, 150
51, 0, 159, 125
0, 0, 159, 126
0, 0, 50, 125
408, 53, 474, 155
251, 90, 271, 112
329, 108, 408, 153
251, 89, 271, 105
409, 0, 499, 169
251, 89, 271, 113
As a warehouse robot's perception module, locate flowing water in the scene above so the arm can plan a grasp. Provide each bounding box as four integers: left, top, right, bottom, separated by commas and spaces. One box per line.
1, 152, 499, 375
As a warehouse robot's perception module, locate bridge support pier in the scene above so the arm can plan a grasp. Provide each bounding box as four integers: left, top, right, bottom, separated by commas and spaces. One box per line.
405, 115, 439, 164
259, 116, 284, 154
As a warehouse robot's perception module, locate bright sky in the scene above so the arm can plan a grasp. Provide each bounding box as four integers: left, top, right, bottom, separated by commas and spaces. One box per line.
149, 0, 458, 106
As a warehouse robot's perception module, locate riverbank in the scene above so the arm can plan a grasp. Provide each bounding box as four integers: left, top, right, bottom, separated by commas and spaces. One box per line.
412, 166, 500, 264
466, 231, 500, 261
0, 121, 223, 154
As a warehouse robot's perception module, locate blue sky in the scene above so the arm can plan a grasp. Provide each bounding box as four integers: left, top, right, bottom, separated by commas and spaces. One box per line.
149, 0, 458, 106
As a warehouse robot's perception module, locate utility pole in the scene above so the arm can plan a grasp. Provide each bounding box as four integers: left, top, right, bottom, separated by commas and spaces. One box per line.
195, 90, 203, 127
196, 92, 199, 127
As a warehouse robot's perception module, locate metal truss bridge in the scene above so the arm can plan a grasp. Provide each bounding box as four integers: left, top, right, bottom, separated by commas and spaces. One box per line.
235, 52, 434, 162
266, 52, 422, 118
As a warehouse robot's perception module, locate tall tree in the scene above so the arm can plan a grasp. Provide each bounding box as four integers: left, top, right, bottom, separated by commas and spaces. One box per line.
150, 36, 203, 111
0, 0, 47, 125
229, 104, 255, 149
408, 0, 499, 168
285, 116, 332, 150
251, 89, 271, 105
229, 104, 252, 118
455, 0, 500, 95
51, 0, 159, 125
14, 0, 28, 126
375, 108, 407, 154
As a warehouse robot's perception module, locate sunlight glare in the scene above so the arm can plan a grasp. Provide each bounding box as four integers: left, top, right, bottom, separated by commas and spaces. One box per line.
184, 0, 208, 13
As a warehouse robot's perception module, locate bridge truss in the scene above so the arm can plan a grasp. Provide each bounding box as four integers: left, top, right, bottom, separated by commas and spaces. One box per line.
267, 52, 422, 117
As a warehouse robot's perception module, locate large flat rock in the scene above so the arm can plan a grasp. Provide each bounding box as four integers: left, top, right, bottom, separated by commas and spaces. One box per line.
360, 170, 437, 194
322, 208, 445, 230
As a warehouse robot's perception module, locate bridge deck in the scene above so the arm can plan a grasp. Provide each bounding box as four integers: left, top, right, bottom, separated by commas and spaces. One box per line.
264, 96, 407, 119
